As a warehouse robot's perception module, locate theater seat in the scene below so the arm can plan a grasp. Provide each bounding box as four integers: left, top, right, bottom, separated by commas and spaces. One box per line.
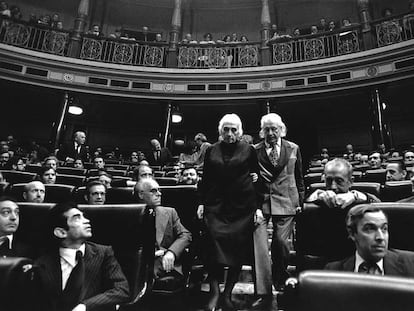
8, 183, 75, 203
0, 257, 40, 311
72, 186, 87, 203
25, 164, 42, 175
353, 164, 370, 172
107, 169, 127, 177
382, 181, 413, 202
55, 173, 86, 187
56, 167, 87, 176
155, 177, 178, 186
0, 170, 36, 184
106, 187, 135, 204
307, 166, 324, 173
304, 173, 323, 187
363, 169, 386, 184
307, 182, 381, 198
106, 164, 130, 171
283, 270, 414, 311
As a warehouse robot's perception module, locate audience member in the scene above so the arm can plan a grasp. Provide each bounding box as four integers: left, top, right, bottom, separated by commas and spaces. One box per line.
385, 161, 407, 181
325, 204, 414, 276
0, 150, 10, 168
73, 159, 84, 169
360, 154, 369, 165
36, 202, 130, 310
310, 25, 318, 35
9, 156, 25, 171
135, 178, 191, 288
134, 164, 153, 181
93, 156, 106, 170
342, 18, 352, 28
404, 150, 414, 162
178, 140, 197, 165
147, 139, 172, 167
318, 17, 328, 32
87, 24, 104, 38
307, 158, 380, 208
98, 171, 112, 189
181, 33, 197, 44
44, 155, 59, 170
200, 32, 214, 44
369, 152, 382, 169
320, 148, 329, 160
38, 167, 56, 184
179, 167, 199, 185
193, 133, 211, 169
328, 20, 336, 31
0, 1, 10, 17
23, 181, 45, 203
292, 27, 301, 36
129, 151, 140, 163
85, 181, 106, 205
0, 197, 33, 257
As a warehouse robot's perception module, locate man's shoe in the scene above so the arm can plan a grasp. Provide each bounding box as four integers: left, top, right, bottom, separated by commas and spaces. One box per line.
251, 295, 272, 310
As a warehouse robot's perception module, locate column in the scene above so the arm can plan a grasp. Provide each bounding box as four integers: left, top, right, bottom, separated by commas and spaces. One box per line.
53, 92, 70, 150
357, 0, 374, 49
260, 0, 271, 66
167, 0, 182, 67
371, 88, 391, 149
68, 0, 90, 58
163, 103, 172, 148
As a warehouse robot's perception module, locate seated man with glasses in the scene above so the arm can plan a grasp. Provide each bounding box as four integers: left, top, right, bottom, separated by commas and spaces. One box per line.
134, 178, 191, 290
84, 181, 106, 205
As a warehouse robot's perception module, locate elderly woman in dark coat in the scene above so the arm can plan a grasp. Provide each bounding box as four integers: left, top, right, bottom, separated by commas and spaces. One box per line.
197, 113, 261, 311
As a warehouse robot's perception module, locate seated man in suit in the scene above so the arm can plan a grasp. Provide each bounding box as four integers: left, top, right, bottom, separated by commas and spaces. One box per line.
36, 202, 130, 311
0, 196, 33, 258
23, 181, 45, 203
84, 181, 106, 205
134, 178, 191, 289
147, 139, 172, 167
369, 152, 383, 169
385, 161, 407, 181
325, 204, 414, 277
178, 167, 199, 185
307, 158, 380, 209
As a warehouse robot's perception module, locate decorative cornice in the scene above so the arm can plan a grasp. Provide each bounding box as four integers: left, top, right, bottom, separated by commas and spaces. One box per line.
0, 41, 414, 100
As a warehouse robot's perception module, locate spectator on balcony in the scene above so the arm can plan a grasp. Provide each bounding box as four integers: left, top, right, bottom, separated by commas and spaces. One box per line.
38, 15, 51, 27
292, 27, 301, 37
270, 24, 278, 38
10, 5, 21, 20
240, 35, 248, 42
181, 33, 197, 44
56, 21, 63, 30
0, 150, 10, 169
28, 13, 37, 25
328, 20, 337, 31
341, 18, 353, 28
51, 13, 61, 28
154, 33, 164, 42
404, 150, 414, 162
87, 24, 104, 38
382, 7, 394, 18
310, 25, 318, 35
0, 2, 11, 18
231, 32, 239, 42
200, 32, 214, 44
109, 28, 122, 40
318, 17, 328, 32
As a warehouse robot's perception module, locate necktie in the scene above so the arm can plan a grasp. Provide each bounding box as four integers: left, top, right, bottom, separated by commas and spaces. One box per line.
0, 236, 10, 256
61, 251, 85, 310
358, 261, 378, 274
269, 143, 279, 166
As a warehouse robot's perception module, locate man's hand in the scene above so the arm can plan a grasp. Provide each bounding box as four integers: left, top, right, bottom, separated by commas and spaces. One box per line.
72, 304, 86, 311
334, 192, 357, 209
250, 173, 258, 183
162, 251, 175, 273
155, 250, 165, 257
254, 209, 264, 225
197, 205, 204, 219
317, 190, 338, 208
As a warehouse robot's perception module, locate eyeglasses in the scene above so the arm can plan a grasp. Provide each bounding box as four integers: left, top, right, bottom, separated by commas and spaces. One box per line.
149, 188, 161, 195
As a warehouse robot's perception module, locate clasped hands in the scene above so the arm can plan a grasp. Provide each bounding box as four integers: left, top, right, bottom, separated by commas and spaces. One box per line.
155, 249, 175, 273
313, 189, 366, 209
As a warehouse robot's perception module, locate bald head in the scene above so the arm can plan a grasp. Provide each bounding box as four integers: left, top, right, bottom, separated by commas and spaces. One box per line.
324, 158, 353, 193
23, 181, 45, 203
150, 139, 161, 151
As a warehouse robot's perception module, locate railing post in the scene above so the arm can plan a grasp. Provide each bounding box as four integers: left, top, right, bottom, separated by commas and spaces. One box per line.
260, 0, 271, 66
370, 88, 390, 149
167, 0, 182, 68
54, 91, 70, 150
68, 0, 90, 58
357, 0, 374, 50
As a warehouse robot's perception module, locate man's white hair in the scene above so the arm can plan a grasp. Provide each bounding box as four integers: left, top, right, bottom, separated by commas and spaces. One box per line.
218, 113, 243, 137
259, 113, 287, 138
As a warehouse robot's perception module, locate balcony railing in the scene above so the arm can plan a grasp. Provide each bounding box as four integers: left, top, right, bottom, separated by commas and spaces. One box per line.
80, 36, 166, 67
372, 12, 414, 47
1, 11, 414, 69
178, 42, 259, 68
271, 26, 362, 65
0, 18, 70, 56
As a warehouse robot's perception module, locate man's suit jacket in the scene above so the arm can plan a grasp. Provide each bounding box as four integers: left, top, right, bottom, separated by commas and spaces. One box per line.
255, 139, 305, 215
325, 249, 414, 277
58, 142, 89, 162
154, 206, 191, 276
0, 236, 34, 258
147, 148, 172, 167
36, 242, 130, 311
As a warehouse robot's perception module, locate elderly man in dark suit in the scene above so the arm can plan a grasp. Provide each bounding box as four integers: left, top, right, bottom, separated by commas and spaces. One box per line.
325, 204, 414, 277
36, 202, 130, 311
0, 197, 33, 258
146, 139, 173, 167
58, 131, 89, 163
254, 113, 305, 295
134, 178, 191, 286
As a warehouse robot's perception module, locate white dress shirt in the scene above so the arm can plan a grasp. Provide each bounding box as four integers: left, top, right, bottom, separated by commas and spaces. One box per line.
354, 251, 384, 275
265, 137, 281, 157
59, 244, 86, 290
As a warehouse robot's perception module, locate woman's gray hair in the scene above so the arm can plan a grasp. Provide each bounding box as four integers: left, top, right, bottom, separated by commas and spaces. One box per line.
218, 113, 243, 138
259, 113, 287, 138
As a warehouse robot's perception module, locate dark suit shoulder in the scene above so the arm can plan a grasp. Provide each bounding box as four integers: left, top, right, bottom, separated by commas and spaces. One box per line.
253, 141, 265, 150
324, 260, 343, 270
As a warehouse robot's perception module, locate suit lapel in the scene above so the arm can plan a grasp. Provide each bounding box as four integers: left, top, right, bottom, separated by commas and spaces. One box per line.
42, 250, 63, 295
155, 207, 168, 248
383, 251, 403, 276
276, 139, 293, 169
83, 243, 98, 299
